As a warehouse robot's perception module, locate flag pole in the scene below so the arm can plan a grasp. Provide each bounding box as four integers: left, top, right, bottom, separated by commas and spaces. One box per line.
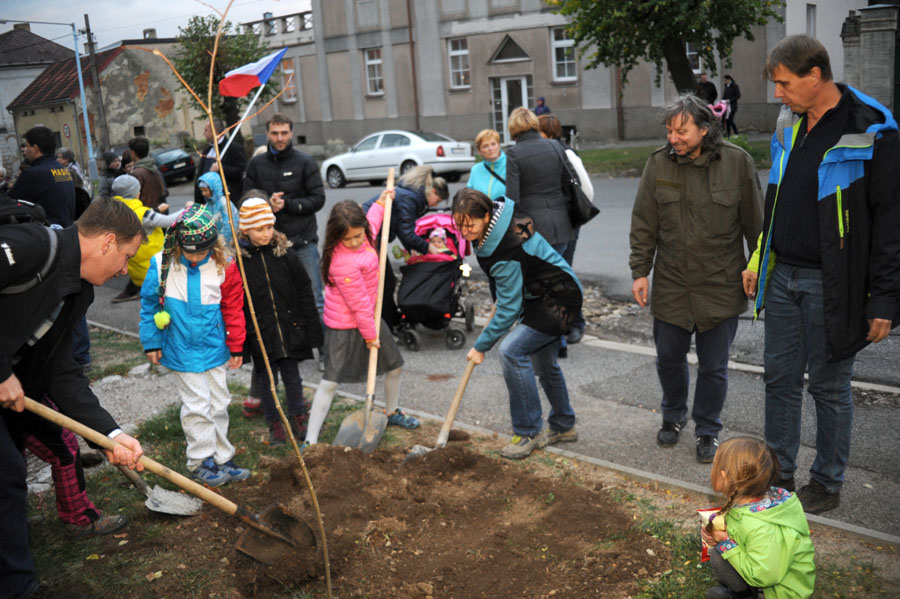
218, 82, 267, 157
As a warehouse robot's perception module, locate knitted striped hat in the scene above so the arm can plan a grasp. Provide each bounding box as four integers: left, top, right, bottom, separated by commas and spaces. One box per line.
157, 205, 218, 309
239, 197, 275, 232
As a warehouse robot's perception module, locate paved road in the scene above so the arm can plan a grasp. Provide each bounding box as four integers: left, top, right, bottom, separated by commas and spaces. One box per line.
89, 174, 900, 539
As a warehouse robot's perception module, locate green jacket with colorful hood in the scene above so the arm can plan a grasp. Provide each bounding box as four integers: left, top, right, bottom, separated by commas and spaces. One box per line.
747, 84, 900, 362
715, 487, 815, 599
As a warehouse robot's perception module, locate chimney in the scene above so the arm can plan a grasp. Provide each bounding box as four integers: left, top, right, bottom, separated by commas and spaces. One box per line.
143, 28, 157, 39
13, 23, 31, 32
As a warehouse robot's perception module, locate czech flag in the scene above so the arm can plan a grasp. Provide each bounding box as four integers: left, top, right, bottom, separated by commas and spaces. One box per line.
218, 48, 288, 98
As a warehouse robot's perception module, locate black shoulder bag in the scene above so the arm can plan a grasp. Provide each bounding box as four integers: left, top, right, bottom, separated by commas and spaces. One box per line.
548, 140, 599, 227
483, 162, 505, 185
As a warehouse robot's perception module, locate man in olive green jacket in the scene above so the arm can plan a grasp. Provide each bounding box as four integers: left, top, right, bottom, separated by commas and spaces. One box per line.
629, 95, 763, 463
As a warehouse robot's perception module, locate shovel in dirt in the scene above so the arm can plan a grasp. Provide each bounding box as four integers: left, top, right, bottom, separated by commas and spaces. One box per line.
115, 463, 203, 516
404, 305, 495, 463
333, 168, 395, 454
24, 396, 315, 563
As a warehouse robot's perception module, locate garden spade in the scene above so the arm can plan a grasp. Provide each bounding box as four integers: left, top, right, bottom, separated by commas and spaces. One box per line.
333, 168, 395, 453
404, 305, 495, 463
24, 397, 316, 562
115, 464, 203, 516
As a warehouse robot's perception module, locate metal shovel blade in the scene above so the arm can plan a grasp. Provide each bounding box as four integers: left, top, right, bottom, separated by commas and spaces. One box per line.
235, 504, 317, 564
117, 464, 203, 516
333, 396, 388, 454
144, 485, 204, 516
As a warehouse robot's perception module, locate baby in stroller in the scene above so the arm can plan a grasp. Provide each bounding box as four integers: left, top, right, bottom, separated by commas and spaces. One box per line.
395, 212, 475, 350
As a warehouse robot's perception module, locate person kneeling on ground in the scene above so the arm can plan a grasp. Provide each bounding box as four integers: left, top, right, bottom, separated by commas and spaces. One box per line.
452, 189, 582, 459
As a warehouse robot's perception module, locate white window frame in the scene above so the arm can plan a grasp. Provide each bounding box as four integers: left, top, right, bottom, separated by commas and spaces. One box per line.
448, 38, 471, 89
281, 58, 297, 103
364, 48, 384, 96
551, 27, 577, 82
806, 4, 817, 38
685, 42, 701, 75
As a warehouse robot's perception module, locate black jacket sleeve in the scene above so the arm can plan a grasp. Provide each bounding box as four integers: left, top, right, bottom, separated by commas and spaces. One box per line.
283, 158, 326, 216
289, 252, 324, 349
864, 129, 900, 322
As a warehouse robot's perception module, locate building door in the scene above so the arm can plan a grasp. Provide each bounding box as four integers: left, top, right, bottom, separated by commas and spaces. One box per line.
491, 76, 532, 144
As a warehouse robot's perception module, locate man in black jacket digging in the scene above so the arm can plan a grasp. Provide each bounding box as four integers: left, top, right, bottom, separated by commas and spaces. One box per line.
0, 199, 145, 598
244, 113, 326, 370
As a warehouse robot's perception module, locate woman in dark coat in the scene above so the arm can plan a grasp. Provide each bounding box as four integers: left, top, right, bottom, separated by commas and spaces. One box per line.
504, 107, 577, 355
504, 107, 575, 253
722, 75, 741, 137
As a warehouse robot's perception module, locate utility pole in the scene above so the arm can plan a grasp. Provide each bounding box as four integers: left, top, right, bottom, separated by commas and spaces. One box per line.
84, 14, 110, 151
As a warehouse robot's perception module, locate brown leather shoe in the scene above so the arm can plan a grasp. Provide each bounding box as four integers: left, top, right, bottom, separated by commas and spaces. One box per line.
65, 513, 127, 538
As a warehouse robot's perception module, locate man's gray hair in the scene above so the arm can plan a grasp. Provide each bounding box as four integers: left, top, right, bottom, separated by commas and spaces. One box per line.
662, 94, 722, 152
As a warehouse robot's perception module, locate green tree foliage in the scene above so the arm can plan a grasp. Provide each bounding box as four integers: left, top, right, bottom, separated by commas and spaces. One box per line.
549, 0, 783, 93
173, 14, 277, 129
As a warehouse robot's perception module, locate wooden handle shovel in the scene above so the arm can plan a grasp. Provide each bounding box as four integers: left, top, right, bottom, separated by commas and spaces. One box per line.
333, 168, 395, 453
23, 397, 314, 559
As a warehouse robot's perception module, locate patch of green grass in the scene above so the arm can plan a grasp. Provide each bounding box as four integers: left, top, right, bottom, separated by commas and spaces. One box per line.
814, 556, 898, 598
578, 138, 771, 177
87, 327, 146, 380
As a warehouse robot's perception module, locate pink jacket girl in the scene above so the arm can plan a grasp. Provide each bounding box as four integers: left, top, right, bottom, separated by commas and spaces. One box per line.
306, 193, 420, 445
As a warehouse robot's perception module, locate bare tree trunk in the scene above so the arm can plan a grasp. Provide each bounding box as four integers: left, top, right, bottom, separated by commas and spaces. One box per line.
662, 35, 698, 94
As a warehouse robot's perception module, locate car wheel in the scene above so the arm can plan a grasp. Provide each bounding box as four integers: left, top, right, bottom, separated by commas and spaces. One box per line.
326, 166, 346, 189
400, 160, 417, 175
444, 173, 461, 183
445, 328, 466, 350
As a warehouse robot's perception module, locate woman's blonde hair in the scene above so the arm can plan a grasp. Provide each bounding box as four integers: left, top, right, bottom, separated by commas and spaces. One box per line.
507, 107, 539, 140
710, 437, 780, 524
474, 129, 500, 150
397, 165, 449, 201
169, 237, 231, 275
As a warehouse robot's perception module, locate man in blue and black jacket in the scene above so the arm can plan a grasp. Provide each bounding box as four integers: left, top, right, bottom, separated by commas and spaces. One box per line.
744, 35, 900, 515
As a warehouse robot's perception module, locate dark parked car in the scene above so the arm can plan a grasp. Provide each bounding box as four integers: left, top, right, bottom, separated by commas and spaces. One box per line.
153, 148, 195, 184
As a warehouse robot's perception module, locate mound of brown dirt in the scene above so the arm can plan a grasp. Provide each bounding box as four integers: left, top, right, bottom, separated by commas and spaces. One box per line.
232, 444, 669, 598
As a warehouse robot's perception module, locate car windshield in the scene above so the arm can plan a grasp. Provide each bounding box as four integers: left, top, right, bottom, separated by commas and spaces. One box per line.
413, 131, 453, 142
155, 149, 186, 162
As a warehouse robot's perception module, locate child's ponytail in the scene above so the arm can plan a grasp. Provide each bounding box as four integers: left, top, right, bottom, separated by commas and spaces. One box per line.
707, 436, 781, 531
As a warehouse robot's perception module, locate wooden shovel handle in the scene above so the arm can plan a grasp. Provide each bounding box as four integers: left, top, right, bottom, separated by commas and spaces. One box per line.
366, 167, 395, 399
434, 304, 497, 448
24, 396, 239, 516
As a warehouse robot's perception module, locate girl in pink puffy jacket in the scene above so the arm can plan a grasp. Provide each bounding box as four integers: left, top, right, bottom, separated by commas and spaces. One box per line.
305, 192, 419, 445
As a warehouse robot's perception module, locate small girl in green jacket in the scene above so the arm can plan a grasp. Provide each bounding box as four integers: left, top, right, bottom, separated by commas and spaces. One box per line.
701, 437, 815, 599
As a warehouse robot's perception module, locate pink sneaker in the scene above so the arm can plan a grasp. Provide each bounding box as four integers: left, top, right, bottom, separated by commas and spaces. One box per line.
242, 396, 262, 418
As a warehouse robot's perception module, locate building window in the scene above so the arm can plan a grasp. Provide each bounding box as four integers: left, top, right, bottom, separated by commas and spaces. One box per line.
806, 4, 817, 38
448, 38, 470, 89
281, 58, 296, 102
283, 16, 296, 33
365, 48, 384, 95
685, 42, 701, 74
264, 12, 277, 36
133, 126, 145, 137
552, 27, 576, 81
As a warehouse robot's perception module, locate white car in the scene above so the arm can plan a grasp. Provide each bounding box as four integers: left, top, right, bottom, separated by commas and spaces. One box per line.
321, 130, 474, 188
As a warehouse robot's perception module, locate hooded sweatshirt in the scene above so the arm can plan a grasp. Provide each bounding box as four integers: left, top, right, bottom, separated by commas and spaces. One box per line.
715, 487, 815, 599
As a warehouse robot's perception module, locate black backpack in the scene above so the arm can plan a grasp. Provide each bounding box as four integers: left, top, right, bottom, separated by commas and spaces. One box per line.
0, 198, 59, 295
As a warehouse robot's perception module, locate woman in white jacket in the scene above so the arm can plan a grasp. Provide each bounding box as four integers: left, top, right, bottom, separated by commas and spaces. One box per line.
538, 114, 592, 346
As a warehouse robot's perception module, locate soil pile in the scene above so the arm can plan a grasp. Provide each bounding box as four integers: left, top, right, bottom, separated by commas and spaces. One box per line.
237, 444, 669, 598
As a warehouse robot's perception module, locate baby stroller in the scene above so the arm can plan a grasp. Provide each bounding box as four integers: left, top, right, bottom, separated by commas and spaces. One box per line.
395, 211, 475, 351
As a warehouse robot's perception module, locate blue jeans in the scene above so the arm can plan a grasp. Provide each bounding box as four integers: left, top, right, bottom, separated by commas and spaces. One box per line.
294, 242, 324, 313
763, 263, 855, 493
653, 316, 739, 437
498, 323, 575, 437
294, 242, 325, 347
